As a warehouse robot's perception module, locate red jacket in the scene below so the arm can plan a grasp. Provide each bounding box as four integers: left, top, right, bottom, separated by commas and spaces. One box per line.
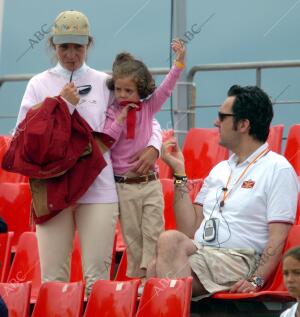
2, 96, 112, 223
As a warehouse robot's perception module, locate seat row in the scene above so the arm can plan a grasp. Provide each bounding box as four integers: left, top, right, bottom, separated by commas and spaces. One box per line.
157, 124, 300, 179
0, 277, 193, 317
1, 224, 300, 317
0, 178, 203, 252
1, 124, 299, 184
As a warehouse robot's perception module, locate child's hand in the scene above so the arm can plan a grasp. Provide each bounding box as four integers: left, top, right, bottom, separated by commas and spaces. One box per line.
172, 38, 186, 64
117, 103, 138, 124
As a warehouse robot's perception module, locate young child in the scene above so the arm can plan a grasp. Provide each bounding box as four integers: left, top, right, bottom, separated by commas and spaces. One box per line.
103, 39, 185, 278
280, 246, 300, 316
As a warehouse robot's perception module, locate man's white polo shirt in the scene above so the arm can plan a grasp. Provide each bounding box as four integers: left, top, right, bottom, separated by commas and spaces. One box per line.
194, 143, 299, 253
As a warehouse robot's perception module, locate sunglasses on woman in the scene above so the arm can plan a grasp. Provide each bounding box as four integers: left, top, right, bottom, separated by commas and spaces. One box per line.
77, 85, 92, 95
69, 70, 92, 95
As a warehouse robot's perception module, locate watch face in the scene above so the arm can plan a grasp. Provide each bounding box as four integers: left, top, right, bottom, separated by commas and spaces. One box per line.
254, 276, 264, 287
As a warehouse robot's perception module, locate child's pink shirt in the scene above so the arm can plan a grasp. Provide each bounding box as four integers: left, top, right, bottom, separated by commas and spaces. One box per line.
103, 64, 183, 175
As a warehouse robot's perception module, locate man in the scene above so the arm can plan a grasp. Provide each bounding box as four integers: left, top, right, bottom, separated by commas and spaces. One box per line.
151, 85, 299, 298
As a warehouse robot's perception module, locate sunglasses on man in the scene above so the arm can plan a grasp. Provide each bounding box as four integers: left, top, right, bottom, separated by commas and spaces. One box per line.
218, 111, 236, 122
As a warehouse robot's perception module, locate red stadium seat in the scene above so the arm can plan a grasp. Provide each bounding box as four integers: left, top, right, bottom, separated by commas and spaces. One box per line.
160, 178, 176, 230
267, 124, 284, 154
7, 232, 41, 303
0, 183, 32, 250
296, 193, 300, 225
136, 277, 193, 317
0, 232, 14, 282
182, 128, 229, 180
32, 281, 84, 317
0, 282, 31, 317
70, 232, 83, 282
115, 220, 126, 253
84, 279, 140, 317
114, 251, 134, 281
284, 124, 300, 176
212, 224, 300, 301
0, 136, 28, 183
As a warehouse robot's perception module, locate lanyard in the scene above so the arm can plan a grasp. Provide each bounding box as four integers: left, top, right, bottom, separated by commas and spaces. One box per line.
220, 147, 270, 208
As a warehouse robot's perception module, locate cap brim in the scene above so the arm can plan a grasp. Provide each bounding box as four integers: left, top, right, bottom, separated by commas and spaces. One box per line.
53, 35, 89, 45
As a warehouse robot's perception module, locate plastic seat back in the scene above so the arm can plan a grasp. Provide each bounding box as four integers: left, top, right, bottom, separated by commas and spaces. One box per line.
32, 281, 84, 317
182, 128, 229, 180
160, 178, 176, 230
84, 279, 140, 317
7, 232, 41, 302
157, 130, 174, 179
0, 136, 28, 183
0, 232, 14, 282
0, 282, 31, 317
114, 251, 134, 281
136, 277, 193, 317
266, 224, 300, 292
70, 232, 83, 282
284, 124, 300, 176
0, 183, 32, 250
267, 124, 284, 154
115, 220, 126, 253
296, 193, 300, 225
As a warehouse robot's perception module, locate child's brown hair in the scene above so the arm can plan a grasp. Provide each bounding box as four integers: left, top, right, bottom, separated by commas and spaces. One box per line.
283, 246, 300, 262
107, 52, 156, 99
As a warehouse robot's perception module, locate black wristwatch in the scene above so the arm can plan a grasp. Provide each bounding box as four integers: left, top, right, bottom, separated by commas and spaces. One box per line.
249, 276, 265, 289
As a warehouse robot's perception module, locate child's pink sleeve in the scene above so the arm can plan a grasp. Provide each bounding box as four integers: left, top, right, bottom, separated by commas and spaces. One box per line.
102, 105, 124, 146
145, 64, 183, 114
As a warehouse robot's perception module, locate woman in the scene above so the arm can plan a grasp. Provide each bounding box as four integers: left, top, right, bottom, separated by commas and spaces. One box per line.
14, 10, 161, 296
281, 246, 300, 317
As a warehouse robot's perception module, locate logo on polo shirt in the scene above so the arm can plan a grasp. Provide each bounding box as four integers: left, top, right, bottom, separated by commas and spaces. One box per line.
241, 179, 255, 188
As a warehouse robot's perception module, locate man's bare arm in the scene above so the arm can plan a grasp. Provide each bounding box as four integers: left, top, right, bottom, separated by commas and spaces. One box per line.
162, 139, 204, 238
230, 222, 291, 293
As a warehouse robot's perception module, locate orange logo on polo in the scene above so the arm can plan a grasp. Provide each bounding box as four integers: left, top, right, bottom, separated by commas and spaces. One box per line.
241, 179, 255, 188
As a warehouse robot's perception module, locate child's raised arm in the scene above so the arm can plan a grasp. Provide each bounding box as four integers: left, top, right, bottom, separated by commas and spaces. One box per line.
143, 38, 185, 114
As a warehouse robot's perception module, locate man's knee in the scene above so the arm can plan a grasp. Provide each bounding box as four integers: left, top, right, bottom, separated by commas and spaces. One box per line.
157, 230, 183, 252
157, 230, 194, 256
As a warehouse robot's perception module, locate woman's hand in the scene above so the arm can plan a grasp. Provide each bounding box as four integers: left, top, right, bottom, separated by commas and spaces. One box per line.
161, 138, 186, 175
60, 82, 80, 105
130, 146, 159, 175
172, 38, 186, 64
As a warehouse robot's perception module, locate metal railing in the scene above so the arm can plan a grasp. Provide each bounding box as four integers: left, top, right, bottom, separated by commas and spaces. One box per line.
0, 68, 170, 87
186, 60, 300, 129
0, 68, 170, 119
1, 61, 300, 133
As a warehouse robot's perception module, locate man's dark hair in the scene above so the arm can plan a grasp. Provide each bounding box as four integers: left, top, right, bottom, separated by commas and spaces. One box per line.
227, 85, 273, 142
